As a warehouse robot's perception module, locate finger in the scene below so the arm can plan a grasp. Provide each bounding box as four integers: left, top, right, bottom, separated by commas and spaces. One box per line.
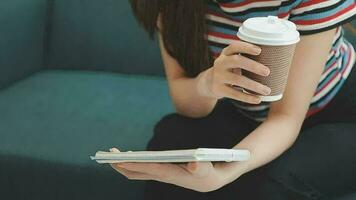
110, 148, 120, 152
118, 163, 172, 175
186, 162, 214, 178
232, 68, 242, 75
223, 72, 271, 95
117, 163, 157, 174
186, 162, 197, 172
222, 41, 261, 56
110, 164, 154, 180
119, 162, 190, 182
223, 54, 270, 76
220, 85, 262, 104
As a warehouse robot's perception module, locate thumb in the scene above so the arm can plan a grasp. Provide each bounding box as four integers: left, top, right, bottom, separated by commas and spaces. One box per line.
109, 148, 121, 168
110, 148, 120, 152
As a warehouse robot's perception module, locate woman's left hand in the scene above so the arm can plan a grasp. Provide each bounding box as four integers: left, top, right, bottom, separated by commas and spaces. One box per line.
109, 148, 245, 192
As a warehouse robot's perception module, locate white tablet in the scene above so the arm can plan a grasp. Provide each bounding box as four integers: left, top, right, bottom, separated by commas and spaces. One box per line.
90, 148, 250, 163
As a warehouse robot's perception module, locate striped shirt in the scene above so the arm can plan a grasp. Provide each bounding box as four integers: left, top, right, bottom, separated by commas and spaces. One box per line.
206, 0, 356, 122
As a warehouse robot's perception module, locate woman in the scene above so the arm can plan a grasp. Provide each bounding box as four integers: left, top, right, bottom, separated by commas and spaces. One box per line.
111, 0, 356, 199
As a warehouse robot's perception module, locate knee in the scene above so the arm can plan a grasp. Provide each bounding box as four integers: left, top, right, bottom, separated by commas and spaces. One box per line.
153, 113, 190, 136
147, 113, 197, 151
260, 161, 322, 200
154, 114, 176, 135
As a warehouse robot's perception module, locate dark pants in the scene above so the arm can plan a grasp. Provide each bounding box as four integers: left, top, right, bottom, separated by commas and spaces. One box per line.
143, 66, 356, 200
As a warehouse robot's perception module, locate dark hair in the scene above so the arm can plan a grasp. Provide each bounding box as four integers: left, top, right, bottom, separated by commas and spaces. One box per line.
129, 0, 213, 77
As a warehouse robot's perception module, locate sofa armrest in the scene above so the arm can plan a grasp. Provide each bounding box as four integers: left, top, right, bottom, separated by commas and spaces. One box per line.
0, 0, 48, 90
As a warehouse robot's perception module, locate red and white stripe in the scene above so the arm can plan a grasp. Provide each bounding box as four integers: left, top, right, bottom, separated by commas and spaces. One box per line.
341, 43, 355, 79
295, 4, 356, 30
319, 59, 340, 82
206, 12, 242, 27
325, 28, 341, 61
311, 44, 355, 103
207, 31, 239, 45
332, 26, 342, 43
312, 72, 341, 103
292, 0, 341, 15
278, 11, 291, 19
218, 0, 289, 13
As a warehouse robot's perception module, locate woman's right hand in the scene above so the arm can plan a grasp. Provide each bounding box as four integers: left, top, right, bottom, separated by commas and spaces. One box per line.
197, 41, 271, 104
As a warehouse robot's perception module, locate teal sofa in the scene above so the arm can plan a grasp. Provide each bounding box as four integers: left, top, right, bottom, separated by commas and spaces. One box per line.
0, 1, 355, 199
0, 0, 173, 199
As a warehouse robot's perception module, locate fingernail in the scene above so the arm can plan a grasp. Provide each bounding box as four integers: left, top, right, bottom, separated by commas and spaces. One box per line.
263, 87, 271, 95
264, 69, 270, 76
253, 46, 261, 54
110, 148, 120, 152
255, 97, 262, 104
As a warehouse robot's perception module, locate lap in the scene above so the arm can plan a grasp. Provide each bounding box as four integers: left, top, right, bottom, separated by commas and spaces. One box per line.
147, 99, 259, 151
262, 123, 356, 199
144, 100, 262, 200
145, 100, 356, 199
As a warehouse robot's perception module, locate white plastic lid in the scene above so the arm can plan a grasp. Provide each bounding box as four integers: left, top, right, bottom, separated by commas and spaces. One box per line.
237, 16, 300, 46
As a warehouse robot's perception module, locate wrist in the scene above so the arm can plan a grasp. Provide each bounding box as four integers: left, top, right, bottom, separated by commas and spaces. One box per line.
217, 161, 248, 187
196, 68, 216, 99
228, 148, 253, 178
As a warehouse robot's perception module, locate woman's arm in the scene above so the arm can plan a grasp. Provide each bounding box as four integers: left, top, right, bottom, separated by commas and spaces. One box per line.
157, 32, 218, 117
109, 27, 337, 195
232, 28, 337, 176
158, 32, 271, 118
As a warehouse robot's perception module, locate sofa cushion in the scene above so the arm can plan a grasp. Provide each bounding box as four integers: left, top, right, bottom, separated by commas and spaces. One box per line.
0, 0, 47, 89
48, 0, 164, 76
0, 70, 173, 199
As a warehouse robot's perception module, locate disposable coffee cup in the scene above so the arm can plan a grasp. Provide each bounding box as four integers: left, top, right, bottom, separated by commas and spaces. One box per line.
237, 16, 300, 102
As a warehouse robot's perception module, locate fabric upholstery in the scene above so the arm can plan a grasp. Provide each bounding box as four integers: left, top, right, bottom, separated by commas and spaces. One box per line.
0, 0, 354, 199
0, 0, 47, 89
0, 70, 173, 199
47, 0, 164, 76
